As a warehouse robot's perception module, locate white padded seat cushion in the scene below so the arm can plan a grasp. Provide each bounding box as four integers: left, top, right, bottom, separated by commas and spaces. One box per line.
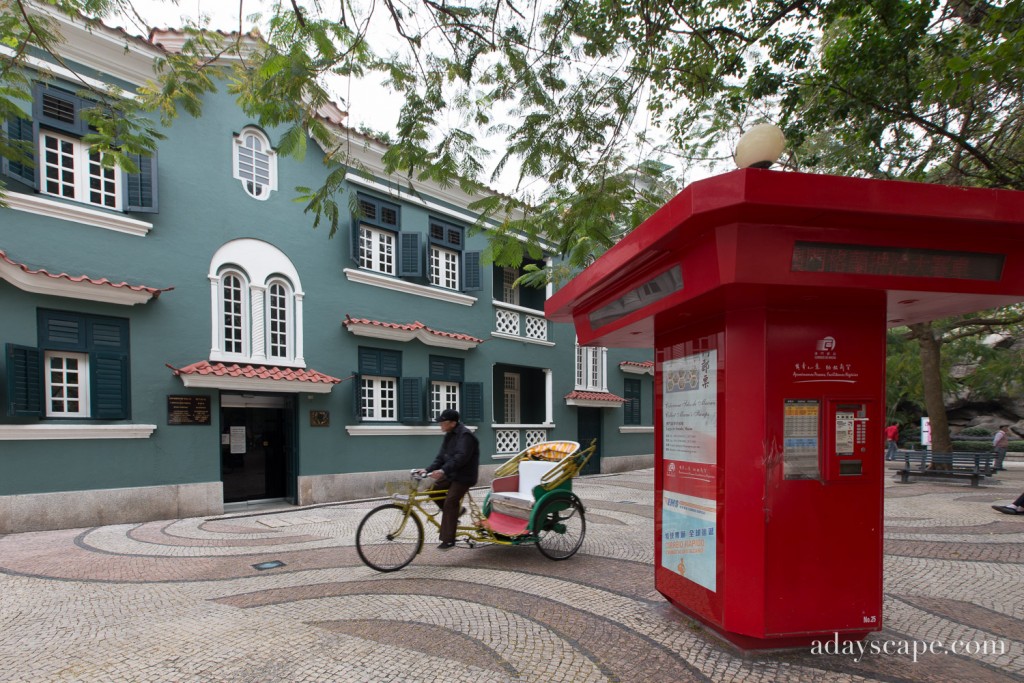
489, 460, 558, 514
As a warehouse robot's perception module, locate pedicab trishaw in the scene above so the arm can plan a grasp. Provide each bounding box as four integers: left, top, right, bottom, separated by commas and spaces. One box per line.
355, 440, 596, 572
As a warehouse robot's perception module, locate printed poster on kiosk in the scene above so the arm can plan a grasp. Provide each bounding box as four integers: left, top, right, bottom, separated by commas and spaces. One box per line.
661, 349, 718, 592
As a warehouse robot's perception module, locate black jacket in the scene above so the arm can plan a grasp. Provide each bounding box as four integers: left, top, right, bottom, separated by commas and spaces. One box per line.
426, 423, 480, 485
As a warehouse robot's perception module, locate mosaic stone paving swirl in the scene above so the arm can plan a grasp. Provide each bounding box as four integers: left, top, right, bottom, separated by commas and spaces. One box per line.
1, 468, 1022, 682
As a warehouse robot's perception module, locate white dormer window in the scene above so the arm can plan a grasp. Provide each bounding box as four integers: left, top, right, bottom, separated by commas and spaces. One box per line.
209, 239, 305, 367
575, 342, 608, 391
232, 127, 277, 199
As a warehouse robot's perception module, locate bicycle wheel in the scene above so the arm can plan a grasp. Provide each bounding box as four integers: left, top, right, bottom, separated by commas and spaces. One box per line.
356, 503, 424, 572
535, 497, 586, 560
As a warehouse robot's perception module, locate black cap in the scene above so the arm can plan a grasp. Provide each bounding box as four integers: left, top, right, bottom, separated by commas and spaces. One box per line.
436, 409, 460, 423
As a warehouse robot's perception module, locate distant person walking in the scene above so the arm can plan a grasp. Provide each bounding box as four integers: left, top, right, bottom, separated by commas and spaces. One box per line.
885, 423, 899, 461
993, 425, 1010, 472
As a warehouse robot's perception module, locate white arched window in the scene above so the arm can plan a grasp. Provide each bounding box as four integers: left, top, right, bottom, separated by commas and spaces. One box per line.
209, 240, 305, 367
232, 127, 277, 200
219, 269, 251, 358
265, 277, 293, 362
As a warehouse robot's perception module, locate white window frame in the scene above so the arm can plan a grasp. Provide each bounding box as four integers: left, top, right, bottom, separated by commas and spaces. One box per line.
218, 270, 251, 359
265, 278, 292, 362
359, 225, 397, 276
233, 127, 277, 200
44, 351, 90, 418
575, 343, 608, 391
430, 245, 460, 290
431, 381, 460, 420
39, 131, 122, 210
361, 375, 397, 421
208, 239, 306, 368
501, 267, 520, 305
503, 372, 521, 424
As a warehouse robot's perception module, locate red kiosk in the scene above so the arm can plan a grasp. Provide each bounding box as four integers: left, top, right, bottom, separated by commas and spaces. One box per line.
546, 169, 1024, 649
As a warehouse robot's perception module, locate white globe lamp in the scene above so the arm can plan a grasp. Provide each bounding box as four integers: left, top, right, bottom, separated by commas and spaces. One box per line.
734, 123, 786, 169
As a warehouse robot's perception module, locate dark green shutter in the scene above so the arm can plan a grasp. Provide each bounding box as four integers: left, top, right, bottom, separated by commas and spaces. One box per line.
2, 116, 37, 189
357, 347, 380, 375
380, 349, 401, 377
461, 382, 484, 422
350, 216, 361, 265
398, 232, 422, 277
352, 372, 362, 422
123, 152, 158, 213
358, 348, 401, 377
429, 356, 463, 382
39, 311, 86, 351
33, 84, 89, 136
463, 251, 482, 292
88, 317, 130, 419
356, 193, 400, 229
399, 377, 423, 423
6, 343, 43, 417
91, 351, 129, 419
624, 378, 641, 425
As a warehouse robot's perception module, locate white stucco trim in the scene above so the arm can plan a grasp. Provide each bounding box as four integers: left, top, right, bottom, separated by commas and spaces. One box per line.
489, 423, 556, 429
345, 173, 480, 226
0, 46, 147, 97
4, 192, 153, 236
343, 268, 477, 306
344, 323, 480, 350
178, 375, 335, 394
490, 332, 556, 347
565, 398, 624, 408
0, 258, 159, 305
0, 424, 157, 440
20, 6, 159, 86
619, 425, 654, 434
346, 424, 478, 436
620, 364, 655, 376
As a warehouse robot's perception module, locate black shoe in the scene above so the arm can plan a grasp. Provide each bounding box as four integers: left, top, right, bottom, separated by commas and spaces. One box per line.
437, 541, 456, 550
459, 506, 467, 517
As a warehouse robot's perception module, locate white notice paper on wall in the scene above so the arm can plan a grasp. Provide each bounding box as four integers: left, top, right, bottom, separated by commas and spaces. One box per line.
230, 426, 246, 454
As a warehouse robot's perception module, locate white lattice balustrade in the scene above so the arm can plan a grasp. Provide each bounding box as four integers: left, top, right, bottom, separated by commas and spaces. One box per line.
495, 309, 520, 335
525, 430, 548, 447
524, 315, 547, 341
495, 430, 520, 454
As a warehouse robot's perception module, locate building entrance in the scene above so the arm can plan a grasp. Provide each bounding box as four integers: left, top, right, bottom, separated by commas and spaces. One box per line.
220, 395, 295, 503
577, 408, 603, 475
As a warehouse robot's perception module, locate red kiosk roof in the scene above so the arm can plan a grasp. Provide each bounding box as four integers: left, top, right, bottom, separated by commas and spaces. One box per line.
546, 169, 1024, 348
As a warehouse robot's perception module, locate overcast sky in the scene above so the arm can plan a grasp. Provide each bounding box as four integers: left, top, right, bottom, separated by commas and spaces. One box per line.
115, 1, 709, 194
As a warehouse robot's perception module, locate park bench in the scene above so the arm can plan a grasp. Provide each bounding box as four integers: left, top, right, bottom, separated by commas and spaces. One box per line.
894, 449, 996, 487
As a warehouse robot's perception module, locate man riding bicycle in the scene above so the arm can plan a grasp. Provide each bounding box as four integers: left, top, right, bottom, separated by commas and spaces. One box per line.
415, 409, 480, 549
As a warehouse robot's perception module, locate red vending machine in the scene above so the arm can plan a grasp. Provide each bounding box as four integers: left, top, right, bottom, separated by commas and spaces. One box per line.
547, 169, 1024, 649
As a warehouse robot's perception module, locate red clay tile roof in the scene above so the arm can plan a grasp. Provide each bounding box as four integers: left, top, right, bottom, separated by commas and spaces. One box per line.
564, 390, 625, 402
0, 249, 172, 299
343, 315, 483, 343
620, 360, 654, 369
170, 361, 342, 385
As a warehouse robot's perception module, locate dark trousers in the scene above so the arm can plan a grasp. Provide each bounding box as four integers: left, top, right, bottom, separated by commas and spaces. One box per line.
1014, 491, 1024, 508
429, 478, 470, 543
995, 448, 1007, 470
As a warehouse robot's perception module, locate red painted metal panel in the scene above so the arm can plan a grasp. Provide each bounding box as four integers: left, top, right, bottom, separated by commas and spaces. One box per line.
548, 170, 1024, 649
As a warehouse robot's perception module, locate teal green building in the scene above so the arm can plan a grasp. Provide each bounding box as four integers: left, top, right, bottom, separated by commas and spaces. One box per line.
0, 11, 653, 533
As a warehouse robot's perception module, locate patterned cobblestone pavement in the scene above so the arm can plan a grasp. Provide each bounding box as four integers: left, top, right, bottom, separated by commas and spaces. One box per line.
1, 465, 1022, 682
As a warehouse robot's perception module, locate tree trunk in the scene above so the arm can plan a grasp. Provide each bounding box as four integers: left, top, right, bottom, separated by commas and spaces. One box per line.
910, 322, 953, 468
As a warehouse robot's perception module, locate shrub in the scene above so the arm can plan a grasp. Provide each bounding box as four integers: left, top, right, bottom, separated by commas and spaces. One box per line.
960, 426, 992, 437
951, 441, 992, 452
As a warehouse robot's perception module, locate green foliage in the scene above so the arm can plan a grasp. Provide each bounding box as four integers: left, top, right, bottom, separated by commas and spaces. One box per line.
3, 0, 1024, 283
